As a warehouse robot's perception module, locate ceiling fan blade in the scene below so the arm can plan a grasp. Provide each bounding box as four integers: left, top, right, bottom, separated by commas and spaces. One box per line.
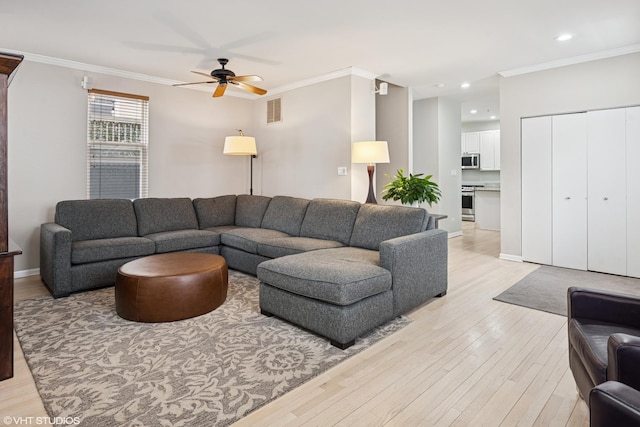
233, 81, 267, 96
213, 83, 227, 97
173, 80, 215, 86
230, 75, 263, 82
191, 71, 217, 79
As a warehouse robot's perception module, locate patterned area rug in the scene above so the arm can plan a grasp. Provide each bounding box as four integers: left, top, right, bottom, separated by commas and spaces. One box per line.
14, 271, 409, 426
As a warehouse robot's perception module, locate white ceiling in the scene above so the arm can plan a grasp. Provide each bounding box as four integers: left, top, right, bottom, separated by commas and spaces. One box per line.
2, 0, 639, 122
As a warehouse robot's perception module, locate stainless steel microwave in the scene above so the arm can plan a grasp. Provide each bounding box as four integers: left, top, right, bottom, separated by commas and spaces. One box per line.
462, 153, 480, 169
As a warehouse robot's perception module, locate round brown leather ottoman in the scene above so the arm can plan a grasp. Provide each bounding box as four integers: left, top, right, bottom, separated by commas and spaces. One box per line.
115, 253, 228, 322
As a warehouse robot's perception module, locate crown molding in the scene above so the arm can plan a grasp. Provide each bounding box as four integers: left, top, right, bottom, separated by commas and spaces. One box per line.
1, 48, 379, 99
499, 43, 640, 77
0, 47, 256, 99
265, 66, 380, 97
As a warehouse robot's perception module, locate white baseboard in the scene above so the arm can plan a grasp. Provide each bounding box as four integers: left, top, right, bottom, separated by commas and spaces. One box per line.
448, 231, 463, 238
15, 268, 40, 279
499, 253, 523, 262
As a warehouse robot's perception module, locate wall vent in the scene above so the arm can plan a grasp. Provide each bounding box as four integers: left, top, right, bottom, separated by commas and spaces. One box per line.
267, 98, 282, 124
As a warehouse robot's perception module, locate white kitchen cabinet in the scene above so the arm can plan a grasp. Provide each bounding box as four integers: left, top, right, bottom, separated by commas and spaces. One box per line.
461, 132, 480, 153
521, 106, 638, 277
627, 107, 640, 278
479, 130, 500, 170
521, 116, 552, 265
552, 113, 587, 270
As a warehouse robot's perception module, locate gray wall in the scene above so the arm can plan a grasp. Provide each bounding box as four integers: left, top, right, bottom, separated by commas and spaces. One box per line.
251, 75, 375, 200
462, 120, 499, 132
8, 61, 252, 273
375, 82, 410, 204
350, 75, 377, 202
413, 97, 461, 233
500, 52, 640, 259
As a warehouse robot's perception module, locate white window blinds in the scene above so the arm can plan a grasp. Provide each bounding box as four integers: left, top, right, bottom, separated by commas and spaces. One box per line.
86, 89, 149, 200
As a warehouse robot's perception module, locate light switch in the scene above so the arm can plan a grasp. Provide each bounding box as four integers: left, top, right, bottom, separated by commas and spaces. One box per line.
337, 167, 348, 176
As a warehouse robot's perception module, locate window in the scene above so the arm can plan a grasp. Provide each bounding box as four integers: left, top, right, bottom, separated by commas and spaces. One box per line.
86, 89, 149, 199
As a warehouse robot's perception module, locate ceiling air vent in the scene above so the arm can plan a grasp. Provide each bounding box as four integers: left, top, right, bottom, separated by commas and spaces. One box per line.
267, 98, 282, 124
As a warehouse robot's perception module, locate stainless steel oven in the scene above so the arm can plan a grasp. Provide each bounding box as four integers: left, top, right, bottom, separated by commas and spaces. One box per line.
462, 186, 475, 221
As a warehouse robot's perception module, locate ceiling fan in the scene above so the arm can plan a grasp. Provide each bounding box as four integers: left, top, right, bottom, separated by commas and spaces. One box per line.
173, 58, 267, 97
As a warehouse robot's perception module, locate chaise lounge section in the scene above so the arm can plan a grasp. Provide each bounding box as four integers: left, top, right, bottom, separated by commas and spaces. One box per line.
40, 194, 448, 347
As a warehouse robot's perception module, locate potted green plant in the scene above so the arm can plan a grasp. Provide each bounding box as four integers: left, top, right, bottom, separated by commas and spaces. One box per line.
382, 168, 441, 207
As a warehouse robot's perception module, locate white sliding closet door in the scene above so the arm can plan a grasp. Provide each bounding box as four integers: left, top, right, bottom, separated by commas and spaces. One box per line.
552, 113, 588, 270
627, 107, 640, 278
522, 116, 553, 264
587, 109, 627, 275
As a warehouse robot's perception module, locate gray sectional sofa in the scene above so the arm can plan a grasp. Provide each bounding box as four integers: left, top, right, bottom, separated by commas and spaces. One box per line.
40, 194, 448, 348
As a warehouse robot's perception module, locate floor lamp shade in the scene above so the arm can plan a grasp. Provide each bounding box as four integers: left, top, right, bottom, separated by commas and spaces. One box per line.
351, 141, 390, 164
223, 136, 257, 156
223, 135, 258, 195
351, 141, 390, 204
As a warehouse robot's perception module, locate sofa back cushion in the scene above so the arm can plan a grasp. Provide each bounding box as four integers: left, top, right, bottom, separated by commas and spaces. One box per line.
193, 195, 237, 229
56, 199, 138, 242
299, 199, 361, 245
349, 204, 428, 250
235, 195, 272, 228
261, 196, 310, 236
134, 198, 199, 236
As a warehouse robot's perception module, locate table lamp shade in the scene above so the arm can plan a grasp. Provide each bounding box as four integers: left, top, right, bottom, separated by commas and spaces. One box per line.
223, 136, 257, 156
351, 141, 390, 164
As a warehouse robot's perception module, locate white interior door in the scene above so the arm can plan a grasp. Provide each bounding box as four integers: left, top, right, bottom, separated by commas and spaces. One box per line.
587, 108, 627, 275
521, 116, 552, 265
627, 107, 640, 278
552, 113, 588, 270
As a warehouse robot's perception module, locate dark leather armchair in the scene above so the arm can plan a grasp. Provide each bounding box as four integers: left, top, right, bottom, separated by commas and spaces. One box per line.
568, 286, 640, 425
590, 381, 640, 426
568, 287, 640, 401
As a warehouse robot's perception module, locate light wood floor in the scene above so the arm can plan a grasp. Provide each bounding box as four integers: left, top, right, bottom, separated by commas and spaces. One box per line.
1, 223, 589, 426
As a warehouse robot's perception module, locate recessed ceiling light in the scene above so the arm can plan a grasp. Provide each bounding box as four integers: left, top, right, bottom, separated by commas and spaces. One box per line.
490, 115, 497, 120
470, 109, 478, 114
555, 33, 573, 42
460, 82, 471, 89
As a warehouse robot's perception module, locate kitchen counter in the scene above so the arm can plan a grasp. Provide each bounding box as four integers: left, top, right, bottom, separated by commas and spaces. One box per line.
475, 189, 500, 231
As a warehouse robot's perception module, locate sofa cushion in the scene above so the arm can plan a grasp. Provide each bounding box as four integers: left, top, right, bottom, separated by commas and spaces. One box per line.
193, 195, 237, 229
299, 199, 361, 245
257, 237, 344, 258
71, 237, 155, 264
145, 229, 220, 253
221, 228, 290, 254
261, 196, 310, 236
235, 195, 272, 228
569, 319, 640, 387
257, 248, 391, 306
349, 204, 428, 250
134, 198, 199, 236
56, 199, 138, 242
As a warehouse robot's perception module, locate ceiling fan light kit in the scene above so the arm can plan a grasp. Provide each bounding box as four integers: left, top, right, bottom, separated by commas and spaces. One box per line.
173, 58, 267, 98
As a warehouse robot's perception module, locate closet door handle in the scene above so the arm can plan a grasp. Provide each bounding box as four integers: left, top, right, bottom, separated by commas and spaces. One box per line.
565, 196, 571, 200
603, 197, 609, 201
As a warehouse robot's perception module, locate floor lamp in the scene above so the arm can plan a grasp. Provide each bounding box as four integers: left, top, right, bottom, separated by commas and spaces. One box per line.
351, 141, 390, 204
224, 130, 257, 195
